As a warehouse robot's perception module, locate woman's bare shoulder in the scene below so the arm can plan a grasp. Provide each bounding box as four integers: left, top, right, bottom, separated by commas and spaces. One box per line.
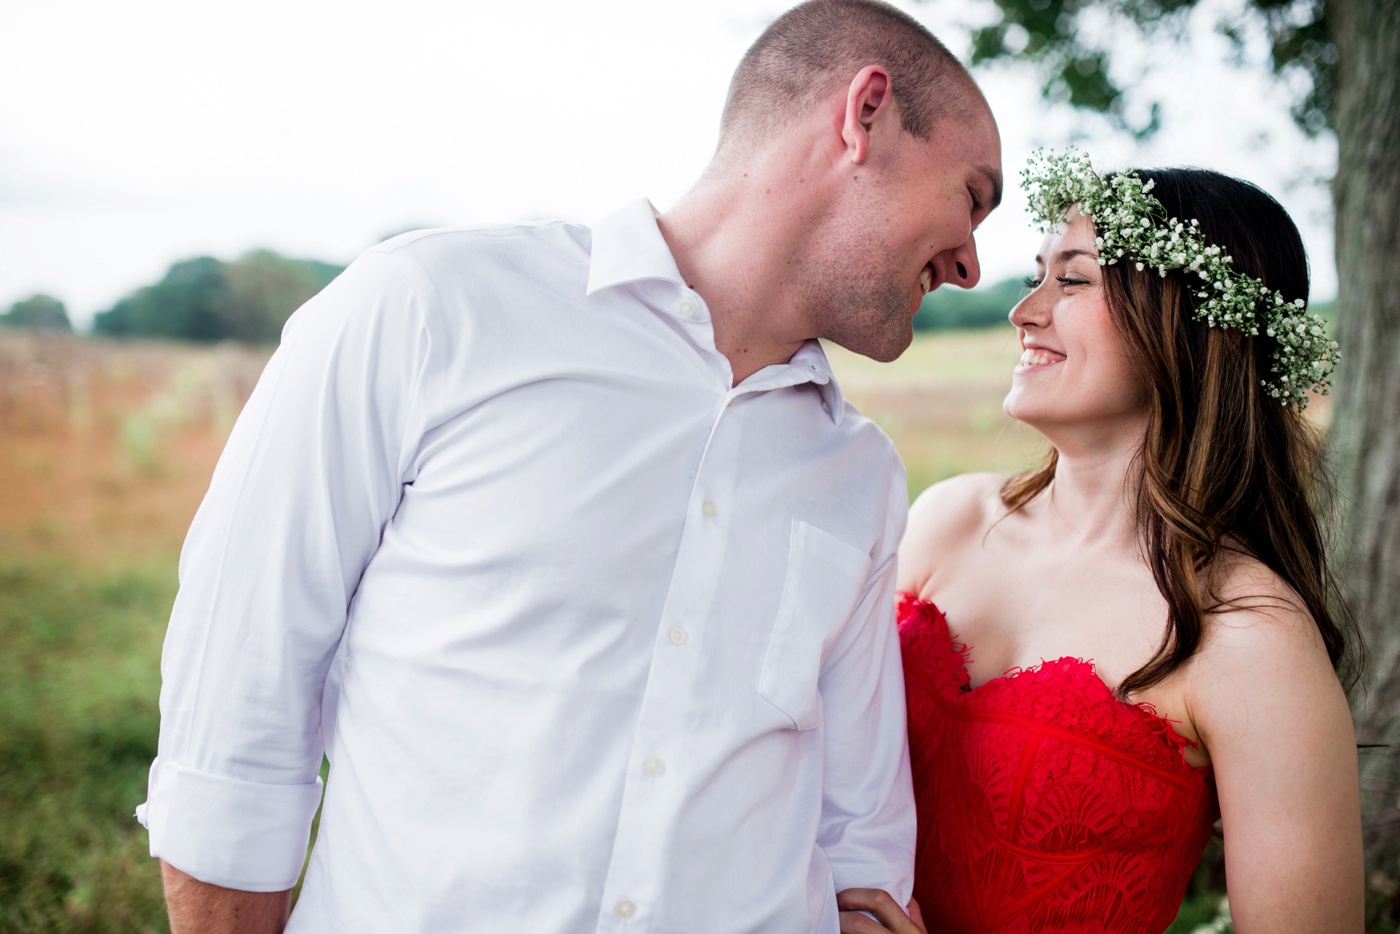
897, 473, 1008, 594
1186, 551, 1344, 741
1201, 551, 1330, 658
908, 472, 1007, 530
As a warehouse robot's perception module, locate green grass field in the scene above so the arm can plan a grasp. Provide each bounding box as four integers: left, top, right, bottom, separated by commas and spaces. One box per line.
0, 330, 1231, 932
0, 555, 171, 932
823, 330, 1047, 498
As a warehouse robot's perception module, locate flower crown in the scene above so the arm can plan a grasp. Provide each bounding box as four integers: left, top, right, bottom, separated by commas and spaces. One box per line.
1019, 148, 1338, 408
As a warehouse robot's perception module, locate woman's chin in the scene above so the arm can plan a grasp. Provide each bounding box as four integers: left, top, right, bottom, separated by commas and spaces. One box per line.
1002, 393, 1074, 438
1002, 390, 1040, 426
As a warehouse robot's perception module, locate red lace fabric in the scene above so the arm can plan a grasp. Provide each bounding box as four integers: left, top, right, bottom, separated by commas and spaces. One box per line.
899, 594, 1218, 933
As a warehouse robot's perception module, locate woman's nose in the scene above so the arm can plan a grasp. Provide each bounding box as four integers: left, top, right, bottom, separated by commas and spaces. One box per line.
1008, 287, 1049, 328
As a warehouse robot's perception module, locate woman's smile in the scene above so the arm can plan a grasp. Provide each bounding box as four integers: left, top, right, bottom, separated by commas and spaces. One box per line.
1016, 345, 1066, 369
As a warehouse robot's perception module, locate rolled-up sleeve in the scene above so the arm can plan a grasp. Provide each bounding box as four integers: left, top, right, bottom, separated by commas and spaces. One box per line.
137, 248, 435, 891
816, 460, 915, 905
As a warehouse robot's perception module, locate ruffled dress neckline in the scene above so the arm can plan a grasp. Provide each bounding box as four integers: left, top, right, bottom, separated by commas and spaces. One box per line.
898, 592, 1218, 934
899, 592, 1203, 772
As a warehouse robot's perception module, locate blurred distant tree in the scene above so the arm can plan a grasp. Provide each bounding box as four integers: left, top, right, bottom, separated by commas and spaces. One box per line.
915, 276, 1025, 330
93, 257, 229, 341
960, 0, 1400, 918
92, 251, 343, 344
221, 250, 343, 344
1, 294, 72, 332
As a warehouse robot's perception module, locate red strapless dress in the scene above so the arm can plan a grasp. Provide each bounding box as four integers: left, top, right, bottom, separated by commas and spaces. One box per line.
898, 594, 1218, 934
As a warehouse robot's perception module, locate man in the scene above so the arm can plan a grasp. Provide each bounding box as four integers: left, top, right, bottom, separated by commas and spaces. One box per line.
138, 1, 1002, 930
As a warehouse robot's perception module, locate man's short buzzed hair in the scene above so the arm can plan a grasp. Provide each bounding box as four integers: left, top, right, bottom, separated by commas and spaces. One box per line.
720, 0, 975, 150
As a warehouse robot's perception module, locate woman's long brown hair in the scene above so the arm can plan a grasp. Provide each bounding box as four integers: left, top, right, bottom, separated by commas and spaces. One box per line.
1000, 168, 1359, 696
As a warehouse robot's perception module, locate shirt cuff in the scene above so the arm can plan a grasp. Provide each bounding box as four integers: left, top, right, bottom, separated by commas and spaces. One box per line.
137, 757, 324, 891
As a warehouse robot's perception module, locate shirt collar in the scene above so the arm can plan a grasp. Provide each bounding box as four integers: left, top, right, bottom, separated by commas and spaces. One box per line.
586, 199, 686, 296
787, 340, 847, 425
589, 200, 847, 425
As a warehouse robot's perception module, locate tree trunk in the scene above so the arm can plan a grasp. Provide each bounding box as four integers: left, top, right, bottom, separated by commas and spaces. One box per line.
1331, 0, 1400, 913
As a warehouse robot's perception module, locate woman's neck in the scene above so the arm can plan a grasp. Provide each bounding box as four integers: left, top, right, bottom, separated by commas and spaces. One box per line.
1038, 424, 1146, 552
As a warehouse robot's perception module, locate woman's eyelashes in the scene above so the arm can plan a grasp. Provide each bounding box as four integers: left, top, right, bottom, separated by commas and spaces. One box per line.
1022, 274, 1092, 291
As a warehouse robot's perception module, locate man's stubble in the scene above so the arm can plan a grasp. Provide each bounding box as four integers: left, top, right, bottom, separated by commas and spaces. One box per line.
790, 209, 917, 364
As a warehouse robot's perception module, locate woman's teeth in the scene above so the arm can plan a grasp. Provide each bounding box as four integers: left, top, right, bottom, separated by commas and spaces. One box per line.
1019, 348, 1056, 366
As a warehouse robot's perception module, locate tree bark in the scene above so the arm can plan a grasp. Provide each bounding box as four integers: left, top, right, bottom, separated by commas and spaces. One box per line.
1331, 0, 1400, 912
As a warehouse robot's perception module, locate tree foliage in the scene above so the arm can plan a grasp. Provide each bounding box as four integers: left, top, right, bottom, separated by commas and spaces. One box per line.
91, 251, 342, 344
966, 0, 1331, 137
1, 294, 72, 333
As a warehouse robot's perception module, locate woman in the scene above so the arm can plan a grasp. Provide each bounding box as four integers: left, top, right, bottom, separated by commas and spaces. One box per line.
840, 153, 1363, 933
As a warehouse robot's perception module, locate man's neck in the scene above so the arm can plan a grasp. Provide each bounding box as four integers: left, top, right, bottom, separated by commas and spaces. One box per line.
657, 141, 837, 385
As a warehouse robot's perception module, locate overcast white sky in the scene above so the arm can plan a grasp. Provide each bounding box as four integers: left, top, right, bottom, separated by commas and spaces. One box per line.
1, 0, 1337, 328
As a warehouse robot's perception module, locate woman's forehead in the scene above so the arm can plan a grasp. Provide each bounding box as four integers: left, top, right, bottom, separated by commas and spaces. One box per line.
1036, 211, 1098, 262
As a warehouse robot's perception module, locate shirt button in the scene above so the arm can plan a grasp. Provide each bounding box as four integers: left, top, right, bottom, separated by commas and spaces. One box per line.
643, 757, 666, 777
702, 500, 718, 517
678, 298, 698, 318
668, 626, 687, 645
615, 899, 637, 919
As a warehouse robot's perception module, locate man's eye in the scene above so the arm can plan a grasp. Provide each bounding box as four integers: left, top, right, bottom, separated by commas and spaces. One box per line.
968, 188, 984, 212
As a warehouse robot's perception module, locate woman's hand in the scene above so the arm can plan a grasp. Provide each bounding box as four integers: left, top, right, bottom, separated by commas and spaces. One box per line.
836, 889, 927, 933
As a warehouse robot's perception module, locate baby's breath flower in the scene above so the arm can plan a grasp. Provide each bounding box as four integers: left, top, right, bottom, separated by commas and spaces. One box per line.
1019, 148, 1338, 408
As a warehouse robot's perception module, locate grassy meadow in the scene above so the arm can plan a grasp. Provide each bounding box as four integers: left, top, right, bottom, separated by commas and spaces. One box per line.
0, 335, 267, 931
822, 329, 1046, 498
0, 329, 1232, 932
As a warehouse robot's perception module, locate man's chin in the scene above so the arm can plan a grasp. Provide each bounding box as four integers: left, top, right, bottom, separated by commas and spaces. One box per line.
833, 328, 914, 363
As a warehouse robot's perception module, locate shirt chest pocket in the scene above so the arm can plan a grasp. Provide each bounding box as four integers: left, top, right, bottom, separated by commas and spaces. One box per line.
759, 520, 874, 731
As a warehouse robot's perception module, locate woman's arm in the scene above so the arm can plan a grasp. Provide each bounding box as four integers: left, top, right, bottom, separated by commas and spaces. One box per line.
1189, 579, 1363, 932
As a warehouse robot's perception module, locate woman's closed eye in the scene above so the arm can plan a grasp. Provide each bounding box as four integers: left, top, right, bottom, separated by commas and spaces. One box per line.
1022, 274, 1091, 291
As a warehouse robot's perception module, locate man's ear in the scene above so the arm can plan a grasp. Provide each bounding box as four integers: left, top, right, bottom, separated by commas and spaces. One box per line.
841, 65, 895, 166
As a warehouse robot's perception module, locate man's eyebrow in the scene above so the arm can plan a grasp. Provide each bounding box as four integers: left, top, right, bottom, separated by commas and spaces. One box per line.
976, 164, 1003, 210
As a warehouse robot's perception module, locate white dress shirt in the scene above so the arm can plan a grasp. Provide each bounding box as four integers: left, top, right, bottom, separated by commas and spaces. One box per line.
139, 199, 914, 933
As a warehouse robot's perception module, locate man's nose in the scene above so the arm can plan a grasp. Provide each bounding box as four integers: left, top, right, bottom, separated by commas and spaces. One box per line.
943, 235, 981, 290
